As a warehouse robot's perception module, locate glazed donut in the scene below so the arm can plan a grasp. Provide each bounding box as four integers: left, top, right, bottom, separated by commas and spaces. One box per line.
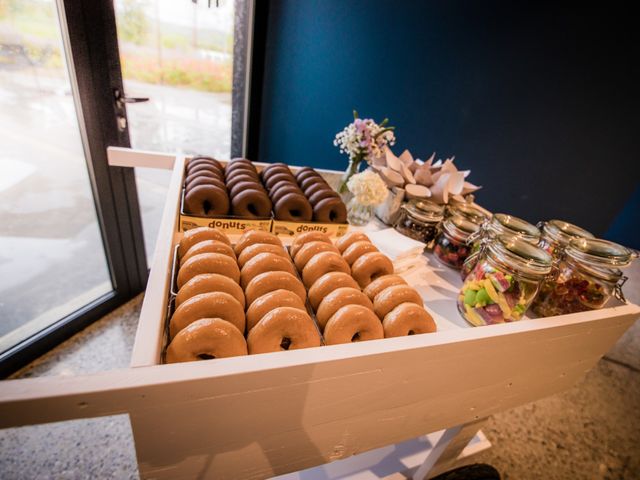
299, 175, 326, 192
231, 189, 272, 218
313, 197, 347, 223
169, 292, 245, 338
166, 318, 247, 363
225, 160, 256, 173
363, 274, 407, 301
185, 175, 227, 192
184, 185, 229, 217
247, 307, 321, 354
307, 271, 359, 310
245, 289, 306, 332
274, 193, 313, 221
225, 164, 257, 179
383, 303, 436, 337
293, 241, 340, 271
342, 240, 379, 266
237, 243, 288, 268
228, 156, 253, 164
270, 183, 303, 205
177, 252, 240, 289
180, 239, 236, 267
290, 231, 332, 258
335, 231, 371, 253
315, 287, 374, 330
373, 284, 423, 319
245, 271, 306, 306
234, 229, 283, 256
240, 252, 296, 289
265, 173, 296, 190
323, 305, 384, 345
229, 181, 267, 200
178, 227, 231, 258
294, 166, 318, 181
176, 273, 245, 308
301, 251, 350, 288
225, 167, 259, 180
308, 189, 340, 206
351, 252, 394, 288
263, 168, 294, 184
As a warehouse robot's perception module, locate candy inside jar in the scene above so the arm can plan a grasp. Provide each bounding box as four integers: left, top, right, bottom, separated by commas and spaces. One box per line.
433, 214, 480, 269
393, 199, 444, 245
531, 237, 634, 317
457, 235, 552, 326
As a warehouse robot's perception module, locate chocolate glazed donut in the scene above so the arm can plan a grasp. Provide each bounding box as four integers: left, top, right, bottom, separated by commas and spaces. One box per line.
274, 192, 313, 221
186, 175, 227, 192
303, 182, 331, 198
265, 173, 296, 190
308, 188, 340, 206
185, 185, 230, 216
270, 183, 303, 205
313, 197, 347, 223
231, 189, 272, 218
229, 181, 266, 199
261, 163, 291, 180
187, 164, 225, 178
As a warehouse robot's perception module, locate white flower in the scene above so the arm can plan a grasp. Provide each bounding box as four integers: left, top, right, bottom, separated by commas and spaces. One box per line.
334, 117, 396, 164
347, 169, 389, 206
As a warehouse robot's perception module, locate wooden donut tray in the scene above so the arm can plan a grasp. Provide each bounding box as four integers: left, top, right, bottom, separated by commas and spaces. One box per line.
163, 244, 325, 364
179, 157, 349, 237
2, 148, 639, 480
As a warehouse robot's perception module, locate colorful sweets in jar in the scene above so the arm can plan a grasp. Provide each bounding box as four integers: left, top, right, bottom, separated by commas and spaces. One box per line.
393, 199, 444, 245
433, 214, 480, 269
537, 219, 594, 258
531, 238, 634, 317
458, 235, 552, 326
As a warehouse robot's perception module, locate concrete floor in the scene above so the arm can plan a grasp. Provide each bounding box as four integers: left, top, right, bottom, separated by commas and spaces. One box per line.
1, 278, 639, 479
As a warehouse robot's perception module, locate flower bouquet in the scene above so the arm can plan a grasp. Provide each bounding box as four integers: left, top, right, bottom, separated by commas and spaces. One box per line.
334, 111, 396, 194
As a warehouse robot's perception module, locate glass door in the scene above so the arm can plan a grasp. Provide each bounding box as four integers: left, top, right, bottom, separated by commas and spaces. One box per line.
0, 0, 148, 376
113, 0, 241, 264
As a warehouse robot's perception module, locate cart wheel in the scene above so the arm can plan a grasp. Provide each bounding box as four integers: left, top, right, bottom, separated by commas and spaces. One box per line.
430, 463, 500, 480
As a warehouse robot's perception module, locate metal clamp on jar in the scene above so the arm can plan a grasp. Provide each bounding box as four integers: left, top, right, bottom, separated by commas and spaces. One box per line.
537, 219, 594, 258
433, 214, 481, 270
531, 237, 636, 317
393, 199, 444, 245
461, 213, 542, 279
458, 235, 552, 326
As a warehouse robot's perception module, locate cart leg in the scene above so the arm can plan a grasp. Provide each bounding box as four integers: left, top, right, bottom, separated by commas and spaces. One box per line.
413, 418, 487, 480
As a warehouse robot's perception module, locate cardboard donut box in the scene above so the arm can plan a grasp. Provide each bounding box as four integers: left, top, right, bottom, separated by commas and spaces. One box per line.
179, 158, 349, 238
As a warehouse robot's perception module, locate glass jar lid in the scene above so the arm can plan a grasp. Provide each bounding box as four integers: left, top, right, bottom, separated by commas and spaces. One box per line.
566, 237, 634, 268
442, 214, 480, 242
487, 234, 552, 278
451, 203, 490, 226
403, 199, 444, 224
541, 219, 594, 247
489, 213, 541, 244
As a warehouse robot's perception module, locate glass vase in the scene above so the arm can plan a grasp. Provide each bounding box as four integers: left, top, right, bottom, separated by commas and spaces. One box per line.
338, 157, 363, 194
347, 198, 374, 226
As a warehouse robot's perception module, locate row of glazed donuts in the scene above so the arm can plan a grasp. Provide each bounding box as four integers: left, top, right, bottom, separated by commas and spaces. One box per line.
167, 227, 248, 363
337, 232, 437, 337
235, 230, 321, 353
183, 157, 272, 218
294, 167, 347, 223
183, 156, 230, 217
288, 231, 385, 345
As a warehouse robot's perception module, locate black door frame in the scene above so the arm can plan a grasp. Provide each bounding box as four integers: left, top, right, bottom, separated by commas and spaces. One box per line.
0, 0, 147, 377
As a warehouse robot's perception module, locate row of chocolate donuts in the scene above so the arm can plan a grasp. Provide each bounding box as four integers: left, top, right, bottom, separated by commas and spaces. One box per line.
260, 163, 313, 221
183, 156, 230, 217
224, 158, 272, 218
294, 167, 347, 223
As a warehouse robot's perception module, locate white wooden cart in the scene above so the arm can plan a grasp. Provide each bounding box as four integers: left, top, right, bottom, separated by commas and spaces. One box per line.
1, 148, 638, 480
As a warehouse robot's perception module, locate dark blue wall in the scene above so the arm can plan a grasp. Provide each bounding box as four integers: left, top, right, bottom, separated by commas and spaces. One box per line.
258, 0, 639, 245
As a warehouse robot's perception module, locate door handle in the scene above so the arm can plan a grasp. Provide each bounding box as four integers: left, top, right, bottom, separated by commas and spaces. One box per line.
114, 88, 149, 109
121, 96, 150, 104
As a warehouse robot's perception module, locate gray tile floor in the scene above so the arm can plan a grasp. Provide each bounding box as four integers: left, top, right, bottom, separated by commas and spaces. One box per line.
1, 282, 639, 479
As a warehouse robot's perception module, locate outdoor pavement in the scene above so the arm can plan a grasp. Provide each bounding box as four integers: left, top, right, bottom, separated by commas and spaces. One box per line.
0, 68, 230, 346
